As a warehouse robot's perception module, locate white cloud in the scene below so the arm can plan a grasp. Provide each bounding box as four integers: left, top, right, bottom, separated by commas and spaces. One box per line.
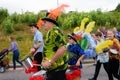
0, 0, 120, 14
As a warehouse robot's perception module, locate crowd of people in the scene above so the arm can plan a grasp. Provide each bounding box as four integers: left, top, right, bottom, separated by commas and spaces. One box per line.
89, 27, 120, 80
26, 15, 120, 80
6, 7, 120, 80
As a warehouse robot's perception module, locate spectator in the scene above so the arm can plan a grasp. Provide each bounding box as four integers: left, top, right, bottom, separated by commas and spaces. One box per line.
8, 36, 22, 70
100, 26, 107, 38
91, 33, 97, 66
112, 27, 120, 41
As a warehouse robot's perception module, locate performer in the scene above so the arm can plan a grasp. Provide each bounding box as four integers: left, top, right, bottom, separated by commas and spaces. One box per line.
66, 33, 84, 80
107, 30, 120, 80
41, 4, 69, 80
29, 23, 44, 71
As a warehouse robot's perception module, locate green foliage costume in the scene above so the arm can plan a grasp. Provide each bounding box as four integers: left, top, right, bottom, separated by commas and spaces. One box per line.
43, 26, 68, 71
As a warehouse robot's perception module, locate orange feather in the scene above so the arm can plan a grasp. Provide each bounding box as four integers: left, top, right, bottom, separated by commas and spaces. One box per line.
37, 19, 43, 28
48, 4, 69, 20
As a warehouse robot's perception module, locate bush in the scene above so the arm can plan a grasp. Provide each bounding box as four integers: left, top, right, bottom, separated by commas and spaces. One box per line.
1, 18, 14, 34
16, 35, 23, 41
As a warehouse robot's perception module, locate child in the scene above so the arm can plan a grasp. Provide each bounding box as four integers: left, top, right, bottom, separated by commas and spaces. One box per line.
66, 34, 85, 80
107, 30, 120, 80
9, 36, 22, 70
67, 34, 85, 68
89, 32, 110, 80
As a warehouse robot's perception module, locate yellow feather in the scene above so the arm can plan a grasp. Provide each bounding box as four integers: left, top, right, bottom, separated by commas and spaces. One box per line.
80, 18, 89, 31
73, 27, 80, 33
96, 40, 113, 53
84, 21, 95, 33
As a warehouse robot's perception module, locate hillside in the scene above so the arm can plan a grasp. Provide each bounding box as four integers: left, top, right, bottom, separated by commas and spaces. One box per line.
0, 23, 73, 62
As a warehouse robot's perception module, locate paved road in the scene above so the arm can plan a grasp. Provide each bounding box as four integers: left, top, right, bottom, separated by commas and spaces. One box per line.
0, 63, 118, 80
81, 64, 117, 80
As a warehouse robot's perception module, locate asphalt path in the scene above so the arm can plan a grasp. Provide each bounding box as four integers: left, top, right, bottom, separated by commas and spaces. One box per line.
0, 63, 118, 80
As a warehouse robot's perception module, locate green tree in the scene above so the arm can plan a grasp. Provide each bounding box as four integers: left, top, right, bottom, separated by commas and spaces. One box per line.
0, 7, 9, 24
1, 18, 14, 34
115, 3, 120, 12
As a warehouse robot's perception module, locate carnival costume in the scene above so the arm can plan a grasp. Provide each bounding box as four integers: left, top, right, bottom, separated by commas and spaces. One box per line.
73, 18, 97, 59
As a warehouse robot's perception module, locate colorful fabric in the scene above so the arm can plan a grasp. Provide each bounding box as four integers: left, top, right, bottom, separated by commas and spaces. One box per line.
83, 33, 96, 49
66, 68, 81, 80
95, 40, 113, 53
96, 39, 109, 63
84, 48, 96, 59
44, 26, 68, 71
77, 37, 88, 50
67, 43, 84, 68
67, 44, 84, 63
112, 38, 120, 51
29, 76, 44, 80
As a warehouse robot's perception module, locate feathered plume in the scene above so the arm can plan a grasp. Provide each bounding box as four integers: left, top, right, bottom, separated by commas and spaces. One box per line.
73, 27, 80, 33
73, 18, 89, 33
36, 4, 69, 28
36, 19, 43, 28
84, 21, 95, 33
79, 18, 89, 31
48, 4, 69, 20
96, 40, 113, 53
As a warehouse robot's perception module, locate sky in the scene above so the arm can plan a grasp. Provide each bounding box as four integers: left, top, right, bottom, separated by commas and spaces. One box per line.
0, 0, 120, 14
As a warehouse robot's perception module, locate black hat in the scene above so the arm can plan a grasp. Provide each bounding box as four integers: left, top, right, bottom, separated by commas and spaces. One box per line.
68, 34, 77, 42
29, 23, 39, 29
42, 17, 59, 26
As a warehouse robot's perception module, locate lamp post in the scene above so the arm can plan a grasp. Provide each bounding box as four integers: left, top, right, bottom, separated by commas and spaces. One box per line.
57, 0, 59, 7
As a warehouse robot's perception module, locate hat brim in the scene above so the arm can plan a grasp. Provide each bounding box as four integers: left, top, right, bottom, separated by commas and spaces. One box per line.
29, 23, 39, 29
68, 34, 77, 42
42, 18, 59, 26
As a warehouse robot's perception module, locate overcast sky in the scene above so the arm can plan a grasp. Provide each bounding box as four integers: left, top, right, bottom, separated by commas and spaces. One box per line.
0, 0, 120, 14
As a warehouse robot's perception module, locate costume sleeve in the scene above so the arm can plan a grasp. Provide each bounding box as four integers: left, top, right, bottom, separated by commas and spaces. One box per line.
113, 38, 120, 50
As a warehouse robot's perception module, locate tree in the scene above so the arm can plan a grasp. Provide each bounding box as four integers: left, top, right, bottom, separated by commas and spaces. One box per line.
0, 7, 9, 23
115, 3, 120, 12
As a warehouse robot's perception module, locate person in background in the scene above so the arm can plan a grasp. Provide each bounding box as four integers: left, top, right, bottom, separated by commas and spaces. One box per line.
91, 33, 97, 66
89, 32, 111, 80
9, 36, 22, 70
97, 29, 105, 40
112, 27, 120, 41
100, 26, 107, 38
29, 23, 44, 71
107, 30, 120, 80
